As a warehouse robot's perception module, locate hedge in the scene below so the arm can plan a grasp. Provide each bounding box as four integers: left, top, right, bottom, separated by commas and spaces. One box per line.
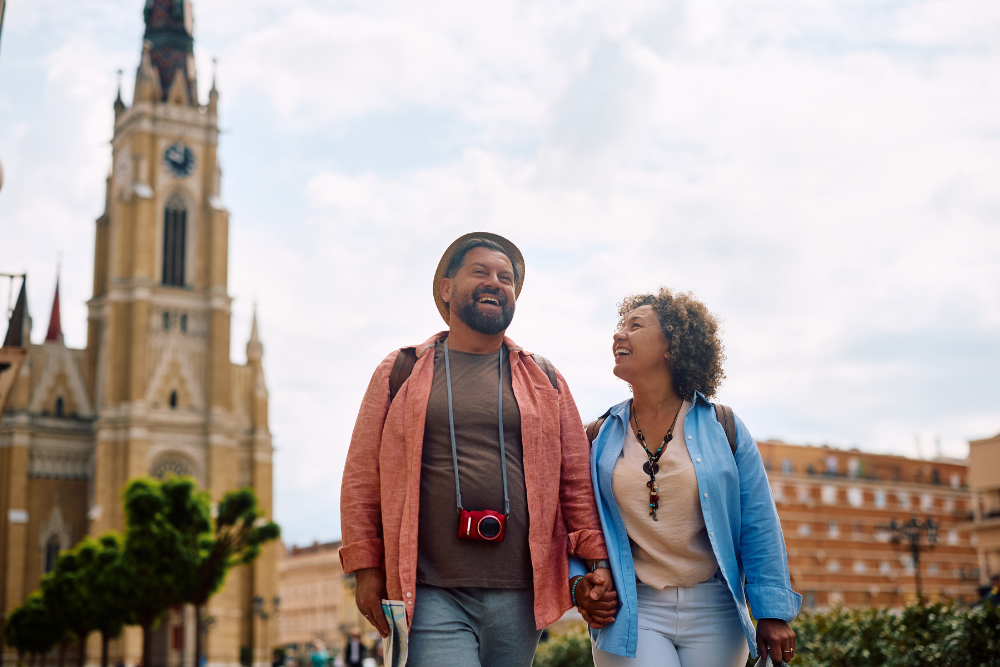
534, 602, 1000, 667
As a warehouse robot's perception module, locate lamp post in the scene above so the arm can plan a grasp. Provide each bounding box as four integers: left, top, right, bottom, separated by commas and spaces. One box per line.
882, 515, 939, 602
253, 596, 281, 667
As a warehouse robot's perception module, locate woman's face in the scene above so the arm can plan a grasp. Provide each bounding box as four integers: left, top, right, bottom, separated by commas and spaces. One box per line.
612, 304, 669, 383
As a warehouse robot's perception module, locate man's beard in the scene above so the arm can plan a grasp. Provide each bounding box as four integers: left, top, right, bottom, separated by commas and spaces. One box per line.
453, 286, 515, 335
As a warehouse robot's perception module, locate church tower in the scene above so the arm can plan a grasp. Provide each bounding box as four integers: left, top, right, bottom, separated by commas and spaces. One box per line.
0, 1, 275, 665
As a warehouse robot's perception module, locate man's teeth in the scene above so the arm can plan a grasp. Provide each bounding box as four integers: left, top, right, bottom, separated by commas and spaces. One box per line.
478, 296, 500, 305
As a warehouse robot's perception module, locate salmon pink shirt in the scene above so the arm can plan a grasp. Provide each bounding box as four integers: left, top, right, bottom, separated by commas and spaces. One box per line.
339, 332, 608, 630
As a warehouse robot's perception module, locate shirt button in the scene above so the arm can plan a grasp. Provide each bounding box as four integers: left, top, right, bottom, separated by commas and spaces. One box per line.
704, 493, 708, 498
406, 592, 412, 598
710, 531, 714, 536
688, 436, 693, 440
696, 458, 701, 463
407, 600, 412, 605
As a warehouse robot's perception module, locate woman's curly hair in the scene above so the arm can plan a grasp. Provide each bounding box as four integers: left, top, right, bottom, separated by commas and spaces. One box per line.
617, 288, 726, 399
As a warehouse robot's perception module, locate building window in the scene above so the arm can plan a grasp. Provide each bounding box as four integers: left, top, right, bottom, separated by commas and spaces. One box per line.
169, 390, 178, 409
44, 535, 61, 573
821, 485, 837, 505
853, 523, 864, 540
901, 555, 914, 574
879, 561, 891, 575
828, 560, 840, 572
826, 456, 838, 474
950, 474, 960, 489
932, 469, 941, 485
947, 529, 958, 545
771, 483, 784, 503
898, 493, 910, 510
921, 494, 933, 511
804, 591, 816, 609
163, 311, 171, 330
853, 560, 866, 573
162, 193, 187, 287
848, 458, 860, 478
944, 497, 955, 513
848, 487, 863, 507
797, 486, 810, 503
828, 521, 839, 538
875, 490, 886, 509
798, 523, 811, 537
150, 454, 193, 479
55, 396, 65, 418
928, 562, 939, 576
782, 459, 793, 474
180, 313, 188, 333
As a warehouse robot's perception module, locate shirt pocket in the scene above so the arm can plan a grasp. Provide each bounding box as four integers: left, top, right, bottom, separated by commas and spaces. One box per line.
536, 387, 561, 436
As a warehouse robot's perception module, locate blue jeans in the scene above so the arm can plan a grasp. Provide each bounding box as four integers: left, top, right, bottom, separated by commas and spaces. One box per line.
408, 585, 542, 667
593, 573, 749, 667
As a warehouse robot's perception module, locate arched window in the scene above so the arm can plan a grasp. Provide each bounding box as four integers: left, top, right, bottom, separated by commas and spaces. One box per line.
169, 390, 178, 409
44, 535, 61, 573
162, 193, 187, 287
150, 454, 194, 480
55, 397, 65, 417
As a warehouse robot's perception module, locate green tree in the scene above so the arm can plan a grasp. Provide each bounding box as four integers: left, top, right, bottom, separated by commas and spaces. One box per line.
121, 477, 210, 667
188, 488, 280, 667
40, 546, 97, 667
77, 535, 130, 667
4, 593, 64, 667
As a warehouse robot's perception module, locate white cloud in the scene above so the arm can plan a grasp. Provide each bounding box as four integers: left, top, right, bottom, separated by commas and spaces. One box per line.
2, 0, 999, 544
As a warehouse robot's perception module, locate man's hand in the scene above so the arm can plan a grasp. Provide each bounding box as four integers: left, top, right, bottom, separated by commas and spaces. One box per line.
756, 618, 796, 663
573, 569, 617, 629
353, 568, 390, 638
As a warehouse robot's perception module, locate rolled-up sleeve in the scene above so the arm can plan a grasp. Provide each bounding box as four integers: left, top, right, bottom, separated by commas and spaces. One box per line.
735, 415, 802, 622
555, 370, 608, 560
339, 351, 397, 574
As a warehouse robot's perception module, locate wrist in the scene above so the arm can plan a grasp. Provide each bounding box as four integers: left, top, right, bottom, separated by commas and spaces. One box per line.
570, 575, 585, 607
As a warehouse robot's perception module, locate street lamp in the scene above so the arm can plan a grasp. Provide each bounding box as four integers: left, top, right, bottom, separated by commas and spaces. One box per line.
252, 596, 281, 667
882, 515, 938, 601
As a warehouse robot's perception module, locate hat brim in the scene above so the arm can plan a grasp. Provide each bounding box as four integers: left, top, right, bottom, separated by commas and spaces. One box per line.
433, 232, 525, 325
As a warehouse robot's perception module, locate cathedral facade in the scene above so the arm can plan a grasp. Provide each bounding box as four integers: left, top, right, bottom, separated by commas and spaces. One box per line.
0, 2, 277, 666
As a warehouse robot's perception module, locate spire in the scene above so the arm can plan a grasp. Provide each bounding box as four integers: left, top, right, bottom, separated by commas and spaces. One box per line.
207, 57, 218, 115
246, 304, 263, 363
44, 270, 62, 344
114, 69, 126, 118
3, 277, 27, 348
141, 0, 197, 106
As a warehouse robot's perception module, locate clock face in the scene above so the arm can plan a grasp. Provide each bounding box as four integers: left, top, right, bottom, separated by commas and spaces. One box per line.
163, 142, 195, 177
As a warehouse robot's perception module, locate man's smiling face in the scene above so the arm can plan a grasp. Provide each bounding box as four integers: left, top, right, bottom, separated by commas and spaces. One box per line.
442, 246, 517, 335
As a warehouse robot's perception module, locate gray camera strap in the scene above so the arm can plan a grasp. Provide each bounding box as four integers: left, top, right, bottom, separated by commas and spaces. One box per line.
444, 339, 510, 518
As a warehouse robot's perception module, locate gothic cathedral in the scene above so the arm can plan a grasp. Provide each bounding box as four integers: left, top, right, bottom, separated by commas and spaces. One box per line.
0, 2, 277, 666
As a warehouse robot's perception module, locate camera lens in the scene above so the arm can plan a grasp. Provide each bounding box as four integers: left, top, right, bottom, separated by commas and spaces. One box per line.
478, 516, 502, 539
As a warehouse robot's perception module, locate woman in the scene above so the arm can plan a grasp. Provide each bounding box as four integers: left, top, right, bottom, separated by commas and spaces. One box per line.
570, 289, 800, 667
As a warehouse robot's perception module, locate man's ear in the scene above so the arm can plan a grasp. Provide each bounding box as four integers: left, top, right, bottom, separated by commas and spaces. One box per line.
441, 277, 453, 305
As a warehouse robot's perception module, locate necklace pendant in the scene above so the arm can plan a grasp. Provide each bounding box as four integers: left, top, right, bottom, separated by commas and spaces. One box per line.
643, 461, 659, 475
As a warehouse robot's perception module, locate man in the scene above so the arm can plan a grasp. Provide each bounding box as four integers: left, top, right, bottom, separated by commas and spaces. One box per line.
986, 573, 1000, 606
339, 233, 610, 667
343, 629, 364, 667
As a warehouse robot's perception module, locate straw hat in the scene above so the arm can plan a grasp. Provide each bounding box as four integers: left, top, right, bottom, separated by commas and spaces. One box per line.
433, 232, 525, 324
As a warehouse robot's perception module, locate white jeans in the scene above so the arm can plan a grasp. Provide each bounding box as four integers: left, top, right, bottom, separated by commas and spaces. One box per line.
593, 573, 749, 667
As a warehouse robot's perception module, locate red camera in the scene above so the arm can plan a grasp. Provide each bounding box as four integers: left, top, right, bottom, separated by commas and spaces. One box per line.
457, 509, 506, 542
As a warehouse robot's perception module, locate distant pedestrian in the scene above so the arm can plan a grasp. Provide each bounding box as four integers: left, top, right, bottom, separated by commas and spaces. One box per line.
339, 233, 609, 667
343, 629, 364, 667
310, 641, 329, 667
986, 573, 1000, 605
574, 289, 801, 667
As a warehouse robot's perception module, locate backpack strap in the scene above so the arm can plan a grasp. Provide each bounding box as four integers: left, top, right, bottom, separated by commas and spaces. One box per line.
529, 354, 559, 392
388, 347, 418, 402
389, 347, 559, 402
585, 408, 613, 446
713, 402, 738, 455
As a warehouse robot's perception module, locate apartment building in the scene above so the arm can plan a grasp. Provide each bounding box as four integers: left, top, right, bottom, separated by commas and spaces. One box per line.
759, 441, 980, 610
277, 541, 375, 652
965, 433, 1000, 587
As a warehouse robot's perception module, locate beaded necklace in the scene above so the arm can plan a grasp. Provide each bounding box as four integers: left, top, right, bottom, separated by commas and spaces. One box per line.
632, 399, 683, 521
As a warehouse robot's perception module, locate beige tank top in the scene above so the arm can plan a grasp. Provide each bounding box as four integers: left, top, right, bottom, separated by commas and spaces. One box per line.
611, 400, 719, 588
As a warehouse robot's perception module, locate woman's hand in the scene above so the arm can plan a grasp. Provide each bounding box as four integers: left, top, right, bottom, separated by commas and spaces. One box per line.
573, 569, 617, 629
756, 618, 796, 663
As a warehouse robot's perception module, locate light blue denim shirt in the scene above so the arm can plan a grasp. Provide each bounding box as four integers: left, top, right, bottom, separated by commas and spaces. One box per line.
569, 393, 801, 658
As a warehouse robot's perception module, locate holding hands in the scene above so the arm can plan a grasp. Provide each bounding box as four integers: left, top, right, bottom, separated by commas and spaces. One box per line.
572, 568, 618, 629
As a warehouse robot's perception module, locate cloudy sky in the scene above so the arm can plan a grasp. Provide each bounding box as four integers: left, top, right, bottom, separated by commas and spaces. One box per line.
2, 0, 999, 545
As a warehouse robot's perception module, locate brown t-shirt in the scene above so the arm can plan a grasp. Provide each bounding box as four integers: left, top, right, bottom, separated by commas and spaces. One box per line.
416, 341, 532, 588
